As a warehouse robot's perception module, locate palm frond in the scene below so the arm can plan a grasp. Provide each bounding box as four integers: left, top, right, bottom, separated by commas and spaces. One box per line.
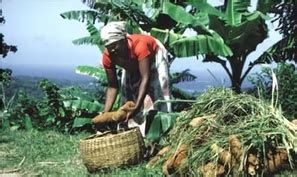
256, 0, 282, 14
72, 36, 99, 46
255, 36, 296, 64
162, 2, 207, 32
225, 0, 250, 25
151, 28, 233, 57
75, 65, 107, 84
170, 32, 233, 57
72, 22, 104, 51
187, 0, 225, 17
171, 69, 197, 84
210, 12, 268, 56
60, 10, 108, 24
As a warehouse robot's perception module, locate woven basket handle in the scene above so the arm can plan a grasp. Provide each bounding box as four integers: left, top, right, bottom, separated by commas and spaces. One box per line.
117, 128, 127, 133
86, 131, 113, 139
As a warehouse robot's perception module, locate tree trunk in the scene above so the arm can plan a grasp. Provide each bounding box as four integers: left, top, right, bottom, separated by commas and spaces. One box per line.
229, 57, 244, 94
231, 75, 241, 94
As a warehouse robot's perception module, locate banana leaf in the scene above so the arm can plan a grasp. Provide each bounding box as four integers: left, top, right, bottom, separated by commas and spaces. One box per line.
146, 112, 179, 142
171, 69, 197, 84
60, 10, 108, 24
63, 100, 104, 113
75, 65, 107, 84
162, 2, 206, 30
151, 28, 233, 57
171, 34, 233, 57
73, 117, 92, 128
24, 114, 33, 131
187, 0, 225, 17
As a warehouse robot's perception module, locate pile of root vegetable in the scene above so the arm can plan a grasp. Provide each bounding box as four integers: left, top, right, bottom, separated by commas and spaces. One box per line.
147, 88, 297, 176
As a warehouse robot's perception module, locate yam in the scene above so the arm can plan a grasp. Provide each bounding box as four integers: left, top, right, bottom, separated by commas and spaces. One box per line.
246, 153, 260, 176
189, 117, 204, 127
201, 162, 225, 177
146, 146, 170, 168
229, 135, 243, 161
92, 101, 135, 124
291, 119, 297, 126
162, 144, 187, 176
265, 148, 288, 173
189, 114, 216, 127
210, 144, 231, 166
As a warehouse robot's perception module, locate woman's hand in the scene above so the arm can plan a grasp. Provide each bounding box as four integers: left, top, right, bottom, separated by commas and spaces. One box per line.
125, 107, 140, 122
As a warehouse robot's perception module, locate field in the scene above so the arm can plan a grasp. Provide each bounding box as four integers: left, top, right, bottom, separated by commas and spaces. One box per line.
0, 129, 163, 177
1, 126, 297, 176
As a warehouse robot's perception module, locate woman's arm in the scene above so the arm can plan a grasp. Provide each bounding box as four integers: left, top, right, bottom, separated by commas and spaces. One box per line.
126, 57, 151, 119
104, 67, 118, 112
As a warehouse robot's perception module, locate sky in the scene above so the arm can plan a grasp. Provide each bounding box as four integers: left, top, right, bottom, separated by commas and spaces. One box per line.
1, 0, 99, 71
1, 0, 282, 84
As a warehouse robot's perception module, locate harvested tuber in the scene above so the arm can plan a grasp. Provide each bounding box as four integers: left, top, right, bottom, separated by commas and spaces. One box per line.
146, 146, 171, 168
201, 162, 225, 177
246, 153, 260, 176
291, 119, 297, 126
92, 101, 135, 124
265, 148, 288, 173
229, 135, 243, 162
162, 144, 187, 176
210, 144, 231, 166
189, 117, 205, 127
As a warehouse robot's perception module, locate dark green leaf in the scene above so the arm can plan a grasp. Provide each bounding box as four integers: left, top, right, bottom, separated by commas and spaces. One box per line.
24, 115, 33, 131
73, 117, 92, 128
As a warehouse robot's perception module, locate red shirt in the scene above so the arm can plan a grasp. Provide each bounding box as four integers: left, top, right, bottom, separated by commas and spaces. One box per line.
102, 34, 158, 69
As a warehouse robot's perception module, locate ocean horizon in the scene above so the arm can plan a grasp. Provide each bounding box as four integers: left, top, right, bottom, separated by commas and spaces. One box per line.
5, 64, 254, 92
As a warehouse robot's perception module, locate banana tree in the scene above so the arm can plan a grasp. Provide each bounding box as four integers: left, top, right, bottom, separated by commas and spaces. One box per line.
61, 0, 232, 93
204, 0, 282, 93
259, 0, 297, 63
64, 0, 291, 93
155, 0, 283, 93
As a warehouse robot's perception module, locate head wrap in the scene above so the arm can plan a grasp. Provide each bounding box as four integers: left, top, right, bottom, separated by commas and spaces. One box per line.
100, 21, 126, 46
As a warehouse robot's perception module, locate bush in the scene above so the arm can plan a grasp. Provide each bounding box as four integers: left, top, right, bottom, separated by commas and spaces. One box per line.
248, 62, 297, 119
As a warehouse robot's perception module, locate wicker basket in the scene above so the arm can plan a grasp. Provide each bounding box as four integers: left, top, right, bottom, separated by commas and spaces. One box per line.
80, 127, 145, 172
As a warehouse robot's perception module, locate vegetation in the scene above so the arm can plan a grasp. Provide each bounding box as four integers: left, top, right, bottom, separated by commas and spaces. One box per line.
0, 129, 162, 176
1, 0, 297, 176
249, 62, 297, 119
267, 0, 297, 62
2, 88, 297, 176
61, 0, 296, 93
151, 88, 297, 176
0, 15, 17, 86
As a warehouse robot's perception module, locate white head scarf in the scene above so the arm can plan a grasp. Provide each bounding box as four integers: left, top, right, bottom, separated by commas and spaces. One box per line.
100, 21, 126, 46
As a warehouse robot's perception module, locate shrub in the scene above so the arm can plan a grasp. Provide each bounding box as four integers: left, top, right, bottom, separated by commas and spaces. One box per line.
248, 62, 297, 119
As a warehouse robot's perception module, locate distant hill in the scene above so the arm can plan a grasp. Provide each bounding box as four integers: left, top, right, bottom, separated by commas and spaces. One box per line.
172, 70, 253, 93
3, 65, 254, 99
5, 75, 96, 99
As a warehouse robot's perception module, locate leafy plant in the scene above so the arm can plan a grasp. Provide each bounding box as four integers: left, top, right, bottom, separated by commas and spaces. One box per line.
38, 79, 68, 128
0, 83, 15, 129
1, 14, 17, 58
10, 90, 37, 130
268, 0, 297, 62
0, 68, 12, 86
146, 111, 180, 144
69, 0, 297, 94
37, 79, 106, 132
170, 69, 197, 111
248, 62, 297, 119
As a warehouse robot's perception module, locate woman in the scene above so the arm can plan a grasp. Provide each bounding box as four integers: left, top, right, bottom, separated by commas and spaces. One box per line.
100, 21, 171, 135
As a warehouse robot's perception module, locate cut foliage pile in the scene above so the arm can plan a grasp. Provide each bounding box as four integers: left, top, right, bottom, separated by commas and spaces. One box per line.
147, 88, 297, 176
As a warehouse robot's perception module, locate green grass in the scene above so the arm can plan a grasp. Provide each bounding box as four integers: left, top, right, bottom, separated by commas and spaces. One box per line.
1, 129, 297, 177
0, 129, 162, 177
